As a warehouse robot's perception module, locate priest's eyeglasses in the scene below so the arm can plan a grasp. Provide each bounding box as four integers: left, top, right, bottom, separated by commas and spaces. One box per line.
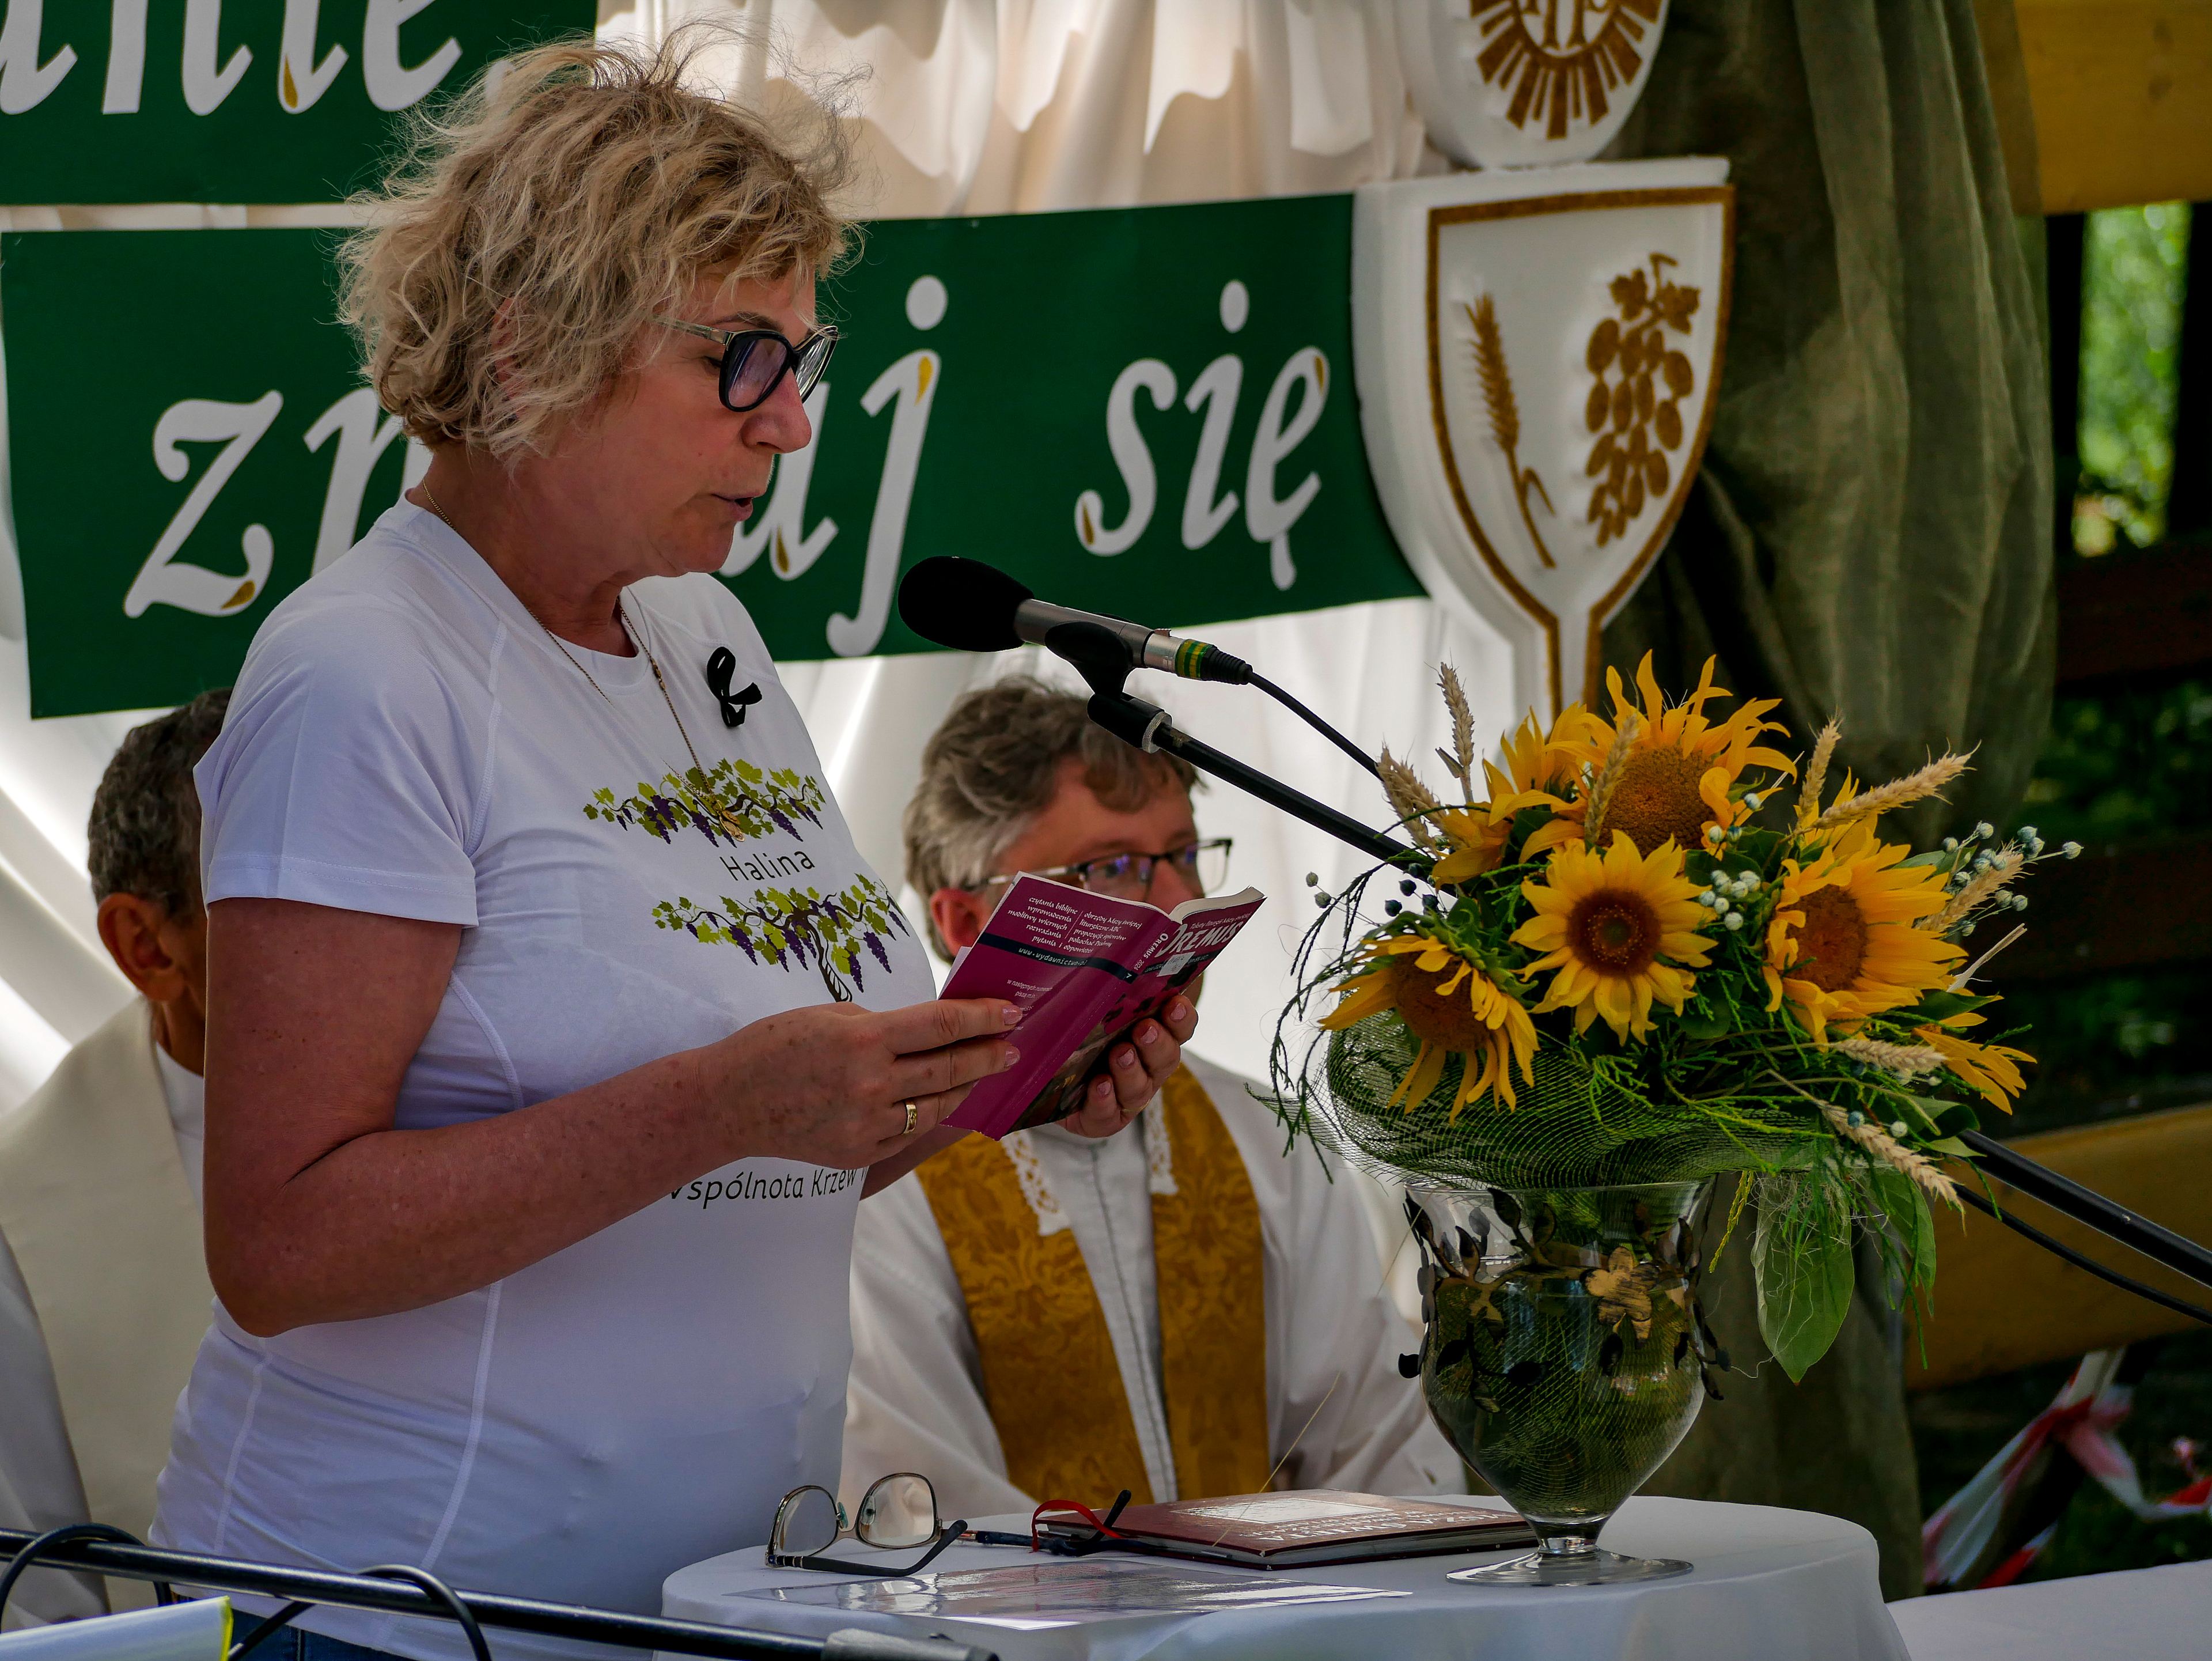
982, 838, 1233, 903
657, 317, 839, 413
766, 1473, 965, 1575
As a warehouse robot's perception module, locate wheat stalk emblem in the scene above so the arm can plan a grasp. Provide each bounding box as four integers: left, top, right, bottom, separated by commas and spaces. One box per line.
1465, 297, 1557, 569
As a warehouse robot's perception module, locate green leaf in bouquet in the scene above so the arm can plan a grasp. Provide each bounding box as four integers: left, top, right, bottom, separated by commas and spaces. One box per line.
1927, 1135, 1976, 1158
1673, 1002, 1734, 1041
1732, 826, 1783, 865
1868, 1166, 1937, 1293
1754, 1183, 1855, 1383
1898, 989, 1997, 1024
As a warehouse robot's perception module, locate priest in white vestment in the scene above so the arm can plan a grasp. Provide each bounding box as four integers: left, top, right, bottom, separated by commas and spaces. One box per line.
0, 692, 226, 1625
844, 680, 1461, 1518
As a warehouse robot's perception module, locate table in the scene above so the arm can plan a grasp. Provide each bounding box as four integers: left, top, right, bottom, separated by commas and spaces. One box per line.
663, 1496, 1911, 1660
1888, 1559, 2211, 1661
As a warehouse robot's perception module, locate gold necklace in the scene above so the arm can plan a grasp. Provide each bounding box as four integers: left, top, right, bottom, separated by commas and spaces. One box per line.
419, 485, 707, 779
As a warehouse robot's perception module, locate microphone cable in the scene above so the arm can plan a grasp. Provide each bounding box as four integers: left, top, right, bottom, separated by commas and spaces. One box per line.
1952, 1182, 2212, 1329
1248, 672, 1382, 781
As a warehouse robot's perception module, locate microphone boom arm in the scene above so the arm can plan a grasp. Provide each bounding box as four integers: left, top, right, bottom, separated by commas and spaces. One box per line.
1085, 691, 1422, 873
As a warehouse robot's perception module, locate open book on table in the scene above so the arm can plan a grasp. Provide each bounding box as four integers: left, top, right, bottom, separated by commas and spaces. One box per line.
1035, 1489, 1534, 1569
940, 873, 1263, 1140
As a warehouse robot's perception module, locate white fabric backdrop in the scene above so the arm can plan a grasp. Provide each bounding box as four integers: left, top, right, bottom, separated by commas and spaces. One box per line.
0, 4, 1525, 1151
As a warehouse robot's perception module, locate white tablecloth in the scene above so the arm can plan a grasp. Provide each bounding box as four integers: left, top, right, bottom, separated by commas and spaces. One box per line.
1888, 1559, 2211, 1661
662, 1496, 1910, 1661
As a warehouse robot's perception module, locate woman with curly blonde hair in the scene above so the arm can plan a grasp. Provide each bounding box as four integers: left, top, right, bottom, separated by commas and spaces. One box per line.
151, 35, 1193, 1660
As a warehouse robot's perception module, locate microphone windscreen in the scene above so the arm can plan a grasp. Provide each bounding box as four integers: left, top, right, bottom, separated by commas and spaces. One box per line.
897, 557, 1033, 653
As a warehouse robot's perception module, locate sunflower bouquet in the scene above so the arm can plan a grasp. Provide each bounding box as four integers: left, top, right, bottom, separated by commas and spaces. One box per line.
1270, 656, 2076, 1378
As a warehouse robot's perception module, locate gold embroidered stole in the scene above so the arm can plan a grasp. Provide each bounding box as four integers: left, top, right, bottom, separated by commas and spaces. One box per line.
915, 1067, 1272, 1505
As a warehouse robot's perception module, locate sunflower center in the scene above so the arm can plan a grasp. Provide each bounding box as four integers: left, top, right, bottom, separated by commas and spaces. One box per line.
1793, 885, 1869, 992
1597, 743, 1713, 855
1388, 956, 1494, 1053
1565, 888, 1661, 975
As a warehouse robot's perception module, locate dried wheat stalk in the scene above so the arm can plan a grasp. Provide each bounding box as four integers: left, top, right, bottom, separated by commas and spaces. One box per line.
1581, 709, 1641, 849
1378, 749, 1444, 850
1836, 1038, 1949, 1077
1926, 846, 2024, 934
1771, 1073, 1958, 1206
1440, 664, 1477, 804
1811, 752, 1971, 831
1800, 718, 1842, 821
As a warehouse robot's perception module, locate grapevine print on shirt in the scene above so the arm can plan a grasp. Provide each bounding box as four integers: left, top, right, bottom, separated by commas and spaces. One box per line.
657, 881, 910, 1002
585, 758, 827, 846
586, 760, 912, 1000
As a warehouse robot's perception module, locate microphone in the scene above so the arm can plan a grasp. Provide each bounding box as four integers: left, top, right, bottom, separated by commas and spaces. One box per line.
896, 557, 1254, 685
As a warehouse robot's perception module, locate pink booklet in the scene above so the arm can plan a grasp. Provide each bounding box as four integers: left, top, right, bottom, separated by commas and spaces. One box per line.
941, 874, 1264, 1139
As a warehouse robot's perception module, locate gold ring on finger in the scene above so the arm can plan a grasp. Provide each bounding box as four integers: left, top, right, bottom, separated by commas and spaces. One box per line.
901, 1100, 921, 1137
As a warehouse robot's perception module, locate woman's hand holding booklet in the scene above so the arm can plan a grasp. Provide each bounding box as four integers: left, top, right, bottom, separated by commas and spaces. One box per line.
939, 874, 1264, 1138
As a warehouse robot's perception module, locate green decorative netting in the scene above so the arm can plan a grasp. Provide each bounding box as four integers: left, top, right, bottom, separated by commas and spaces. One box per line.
1311, 1011, 1825, 1188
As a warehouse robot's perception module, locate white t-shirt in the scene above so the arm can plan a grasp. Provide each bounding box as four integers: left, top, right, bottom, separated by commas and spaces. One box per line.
152, 505, 936, 1661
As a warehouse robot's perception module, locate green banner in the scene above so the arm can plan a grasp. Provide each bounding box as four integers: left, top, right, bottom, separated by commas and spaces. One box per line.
0, 2, 591, 203
4, 194, 1423, 718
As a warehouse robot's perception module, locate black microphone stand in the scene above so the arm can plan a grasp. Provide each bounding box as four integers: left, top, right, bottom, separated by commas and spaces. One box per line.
1047, 621, 1422, 873
1050, 620, 2212, 1308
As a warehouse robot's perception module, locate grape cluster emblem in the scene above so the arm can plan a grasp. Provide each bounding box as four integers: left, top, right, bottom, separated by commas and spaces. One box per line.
1585, 253, 1701, 547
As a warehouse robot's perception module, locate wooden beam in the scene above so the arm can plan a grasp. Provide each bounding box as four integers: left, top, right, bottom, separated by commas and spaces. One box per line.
2054, 542, 2212, 691
1975, 832, 2212, 981
1908, 1103, 2212, 1390
2014, 1, 2212, 213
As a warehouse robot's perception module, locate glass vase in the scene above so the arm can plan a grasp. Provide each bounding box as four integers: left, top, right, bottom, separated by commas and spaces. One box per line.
1407, 1179, 1715, 1586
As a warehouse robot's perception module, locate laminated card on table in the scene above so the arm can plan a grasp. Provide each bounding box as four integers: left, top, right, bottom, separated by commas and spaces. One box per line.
940, 874, 1263, 1138
748, 1557, 1404, 1630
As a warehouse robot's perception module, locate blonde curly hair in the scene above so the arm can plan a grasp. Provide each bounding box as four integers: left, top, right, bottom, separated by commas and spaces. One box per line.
339, 27, 854, 459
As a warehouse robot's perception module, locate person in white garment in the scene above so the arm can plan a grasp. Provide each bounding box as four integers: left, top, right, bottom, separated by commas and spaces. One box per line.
146, 37, 1194, 1661
0, 692, 227, 1628
843, 680, 1463, 1519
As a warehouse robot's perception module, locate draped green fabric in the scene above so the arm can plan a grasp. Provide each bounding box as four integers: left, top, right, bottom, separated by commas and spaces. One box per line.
1603, 0, 2054, 842
1589, 0, 2057, 1599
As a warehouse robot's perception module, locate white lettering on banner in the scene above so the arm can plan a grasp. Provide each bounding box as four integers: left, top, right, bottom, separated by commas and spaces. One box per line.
128, 392, 285, 618
278, 0, 349, 112
182, 0, 251, 115
1245, 348, 1327, 589
305, 387, 408, 574
1075, 358, 1176, 555
1180, 353, 1243, 550
723, 383, 837, 580
362, 0, 458, 113
103, 0, 147, 112
0, 0, 76, 113
825, 348, 940, 657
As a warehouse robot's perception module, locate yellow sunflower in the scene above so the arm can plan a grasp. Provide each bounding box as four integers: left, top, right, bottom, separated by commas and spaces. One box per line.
1431, 708, 1593, 884
1762, 821, 1963, 1043
1510, 831, 1713, 1041
1915, 1012, 2031, 1111
1554, 654, 1796, 857
1321, 935, 1537, 1118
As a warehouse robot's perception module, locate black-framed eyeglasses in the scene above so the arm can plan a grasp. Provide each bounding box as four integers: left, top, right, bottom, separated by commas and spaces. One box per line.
766, 1473, 964, 1576
980, 838, 1232, 904
657, 317, 839, 413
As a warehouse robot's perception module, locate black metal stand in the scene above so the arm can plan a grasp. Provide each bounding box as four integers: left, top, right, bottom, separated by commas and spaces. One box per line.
1963, 1129, 2212, 1294
0, 1530, 996, 1661
1086, 690, 1419, 871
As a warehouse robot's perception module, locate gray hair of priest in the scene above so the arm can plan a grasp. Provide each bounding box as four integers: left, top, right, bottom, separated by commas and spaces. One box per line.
903, 678, 1198, 961
88, 688, 232, 914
